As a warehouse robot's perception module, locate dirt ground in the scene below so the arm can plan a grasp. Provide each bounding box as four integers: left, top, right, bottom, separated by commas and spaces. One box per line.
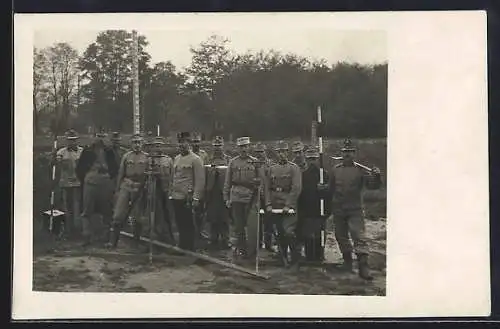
33, 196, 386, 296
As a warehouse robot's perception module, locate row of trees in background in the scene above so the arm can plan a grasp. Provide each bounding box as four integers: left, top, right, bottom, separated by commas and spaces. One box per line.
33, 31, 387, 140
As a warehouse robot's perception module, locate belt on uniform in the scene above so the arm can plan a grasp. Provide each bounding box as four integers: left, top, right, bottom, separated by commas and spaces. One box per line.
271, 187, 290, 193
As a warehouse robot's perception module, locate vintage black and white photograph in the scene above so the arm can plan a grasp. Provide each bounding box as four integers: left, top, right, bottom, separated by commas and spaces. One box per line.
14, 12, 490, 319
31, 26, 388, 295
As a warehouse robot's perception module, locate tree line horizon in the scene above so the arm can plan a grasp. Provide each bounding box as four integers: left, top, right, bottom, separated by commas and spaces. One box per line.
33, 31, 388, 141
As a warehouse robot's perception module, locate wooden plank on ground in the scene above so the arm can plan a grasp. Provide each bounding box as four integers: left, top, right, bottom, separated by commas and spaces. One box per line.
120, 231, 271, 280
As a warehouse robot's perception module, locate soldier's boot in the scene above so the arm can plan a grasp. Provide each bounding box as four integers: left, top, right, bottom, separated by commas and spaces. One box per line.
81, 234, 92, 248
340, 252, 354, 272
133, 223, 147, 252
264, 233, 273, 251
288, 236, 301, 272
219, 233, 230, 250
277, 237, 289, 266
105, 225, 121, 249
357, 254, 374, 281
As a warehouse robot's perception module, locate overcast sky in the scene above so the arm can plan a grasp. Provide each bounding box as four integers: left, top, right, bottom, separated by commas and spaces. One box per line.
34, 29, 387, 70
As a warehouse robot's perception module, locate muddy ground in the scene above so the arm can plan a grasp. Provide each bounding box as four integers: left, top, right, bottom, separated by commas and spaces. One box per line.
33, 191, 386, 296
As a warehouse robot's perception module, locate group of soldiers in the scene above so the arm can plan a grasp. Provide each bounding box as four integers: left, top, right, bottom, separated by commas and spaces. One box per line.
51, 128, 382, 280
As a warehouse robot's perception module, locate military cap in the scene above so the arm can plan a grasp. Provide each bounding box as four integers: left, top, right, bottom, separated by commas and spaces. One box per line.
291, 141, 305, 152
65, 129, 79, 140
253, 142, 266, 152
341, 137, 356, 152
111, 132, 121, 141
147, 131, 154, 137
212, 136, 224, 146
152, 136, 165, 145
191, 132, 202, 142
130, 133, 144, 142
236, 136, 251, 146
177, 131, 191, 142
95, 127, 107, 138
305, 147, 320, 158
274, 140, 289, 151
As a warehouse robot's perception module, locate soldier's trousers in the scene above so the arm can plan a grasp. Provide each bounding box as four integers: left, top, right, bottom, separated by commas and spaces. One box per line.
112, 179, 146, 236
231, 201, 256, 254
206, 195, 229, 243
259, 200, 273, 248
172, 199, 196, 251
298, 216, 325, 261
81, 180, 113, 239
333, 210, 370, 255
60, 186, 81, 236
269, 212, 300, 262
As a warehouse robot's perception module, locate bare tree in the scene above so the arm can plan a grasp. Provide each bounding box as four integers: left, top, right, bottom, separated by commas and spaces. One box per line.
43, 42, 80, 134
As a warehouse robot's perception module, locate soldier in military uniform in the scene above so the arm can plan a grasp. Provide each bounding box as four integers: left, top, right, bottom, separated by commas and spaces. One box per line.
291, 141, 307, 172
149, 136, 175, 243
297, 146, 332, 263
171, 132, 205, 251
109, 132, 126, 189
191, 132, 209, 164
110, 132, 126, 163
76, 131, 119, 247
205, 136, 231, 249
264, 141, 302, 270
253, 142, 274, 251
318, 138, 382, 280
55, 129, 84, 237
224, 137, 263, 259
190, 132, 209, 239
104, 133, 149, 250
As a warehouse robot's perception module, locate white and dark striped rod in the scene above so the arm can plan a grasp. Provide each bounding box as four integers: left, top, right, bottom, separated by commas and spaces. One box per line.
317, 106, 325, 217
131, 30, 140, 135
49, 138, 58, 232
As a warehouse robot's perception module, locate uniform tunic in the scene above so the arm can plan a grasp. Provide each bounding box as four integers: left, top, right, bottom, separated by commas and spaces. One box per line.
171, 151, 205, 251
223, 154, 262, 252
264, 161, 302, 235
328, 162, 382, 255
171, 151, 205, 201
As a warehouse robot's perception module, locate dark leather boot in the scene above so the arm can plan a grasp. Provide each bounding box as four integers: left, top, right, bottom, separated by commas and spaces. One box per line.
105, 225, 120, 249
81, 234, 91, 248
357, 254, 374, 280
341, 252, 354, 272
288, 235, 301, 272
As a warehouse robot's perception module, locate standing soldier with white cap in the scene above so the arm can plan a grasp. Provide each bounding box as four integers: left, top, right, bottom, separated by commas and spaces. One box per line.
318, 137, 382, 280
55, 129, 84, 237
264, 140, 303, 270
205, 136, 231, 249
223, 136, 262, 259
